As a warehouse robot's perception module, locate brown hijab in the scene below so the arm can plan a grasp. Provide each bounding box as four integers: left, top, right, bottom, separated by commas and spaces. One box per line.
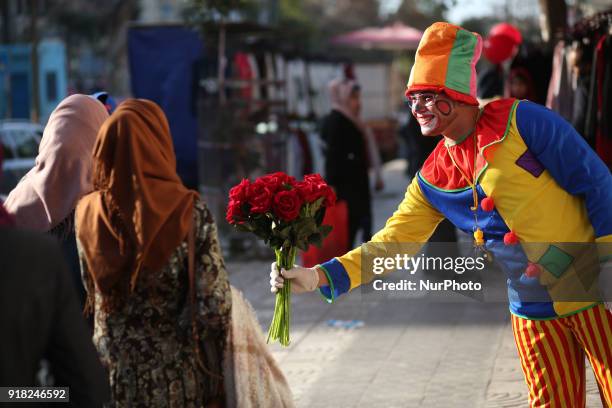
76, 99, 199, 296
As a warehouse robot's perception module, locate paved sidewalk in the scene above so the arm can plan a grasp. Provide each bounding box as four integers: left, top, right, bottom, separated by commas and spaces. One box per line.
225, 160, 603, 408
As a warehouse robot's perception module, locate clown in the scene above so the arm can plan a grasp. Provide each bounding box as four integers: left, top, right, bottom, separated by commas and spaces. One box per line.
271, 22, 612, 407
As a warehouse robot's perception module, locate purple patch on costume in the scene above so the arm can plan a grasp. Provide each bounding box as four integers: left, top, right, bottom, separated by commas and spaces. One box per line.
515, 149, 545, 177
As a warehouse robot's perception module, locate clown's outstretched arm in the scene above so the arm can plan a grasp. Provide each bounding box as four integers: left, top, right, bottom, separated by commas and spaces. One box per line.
515, 102, 612, 245
270, 178, 444, 302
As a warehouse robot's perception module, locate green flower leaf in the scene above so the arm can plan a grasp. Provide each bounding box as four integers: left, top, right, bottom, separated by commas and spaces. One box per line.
318, 224, 333, 238
307, 233, 323, 247
296, 239, 309, 251
309, 197, 325, 216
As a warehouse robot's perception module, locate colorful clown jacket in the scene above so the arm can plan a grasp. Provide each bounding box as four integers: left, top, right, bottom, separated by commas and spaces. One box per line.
319, 99, 612, 320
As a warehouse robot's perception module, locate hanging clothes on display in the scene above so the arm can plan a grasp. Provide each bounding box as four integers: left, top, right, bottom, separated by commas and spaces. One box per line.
547, 11, 612, 167
588, 31, 612, 165
265, 53, 277, 101
254, 54, 268, 100
246, 54, 261, 100
234, 52, 254, 100
546, 41, 575, 120
274, 54, 286, 101
286, 59, 310, 118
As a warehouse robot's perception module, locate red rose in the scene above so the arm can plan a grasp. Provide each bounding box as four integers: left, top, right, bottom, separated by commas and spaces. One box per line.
273, 189, 303, 221
298, 174, 336, 207
322, 185, 336, 207
303, 173, 326, 186
295, 180, 319, 202
258, 172, 296, 193
226, 200, 244, 224
247, 180, 273, 214
229, 179, 250, 204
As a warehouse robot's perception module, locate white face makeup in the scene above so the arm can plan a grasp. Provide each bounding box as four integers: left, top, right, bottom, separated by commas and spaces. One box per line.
408, 92, 455, 136
414, 111, 440, 135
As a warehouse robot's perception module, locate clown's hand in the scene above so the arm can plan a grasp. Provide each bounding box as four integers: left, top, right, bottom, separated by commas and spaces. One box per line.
270, 262, 319, 294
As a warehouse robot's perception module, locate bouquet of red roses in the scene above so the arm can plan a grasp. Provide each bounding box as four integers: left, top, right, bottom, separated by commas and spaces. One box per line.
226, 172, 336, 346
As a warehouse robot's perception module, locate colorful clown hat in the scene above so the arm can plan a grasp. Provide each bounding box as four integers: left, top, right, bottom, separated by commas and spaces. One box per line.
406, 22, 482, 105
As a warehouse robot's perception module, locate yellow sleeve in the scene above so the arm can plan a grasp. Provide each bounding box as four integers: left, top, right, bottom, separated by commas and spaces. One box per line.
337, 177, 444, 290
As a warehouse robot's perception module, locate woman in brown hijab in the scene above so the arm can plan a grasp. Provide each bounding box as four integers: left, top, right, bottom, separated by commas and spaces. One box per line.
76, 99, 231, 407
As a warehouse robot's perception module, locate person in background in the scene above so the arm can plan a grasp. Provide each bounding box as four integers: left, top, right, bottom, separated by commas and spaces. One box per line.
322, 78, 384, 247
477, 63, 504, 100
365, 128, 385, 193
76, 99, 232, 407
0, 149, 109, 407
478, 23, 523, 102
508, 67, 536, 100
4, 94, 108, 307
341, 62, 385, 189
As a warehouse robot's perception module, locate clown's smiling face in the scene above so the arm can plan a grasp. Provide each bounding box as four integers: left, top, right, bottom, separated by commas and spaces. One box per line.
408, 91, 459, 136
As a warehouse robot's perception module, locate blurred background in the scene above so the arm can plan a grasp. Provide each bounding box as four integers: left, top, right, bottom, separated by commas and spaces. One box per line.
0, 0, 610, 253
3, 2, 611, 406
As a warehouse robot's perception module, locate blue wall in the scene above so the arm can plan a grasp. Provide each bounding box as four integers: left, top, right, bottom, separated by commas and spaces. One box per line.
0, 44, 31, 119
0, 40, 67, 123
38, 40, 68, 124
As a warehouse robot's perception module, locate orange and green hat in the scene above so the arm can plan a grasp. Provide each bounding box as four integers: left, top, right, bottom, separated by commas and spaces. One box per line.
406, 22, 482, 106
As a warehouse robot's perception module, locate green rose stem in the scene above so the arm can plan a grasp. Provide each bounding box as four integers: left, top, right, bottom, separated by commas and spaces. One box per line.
267, 246, 297, 346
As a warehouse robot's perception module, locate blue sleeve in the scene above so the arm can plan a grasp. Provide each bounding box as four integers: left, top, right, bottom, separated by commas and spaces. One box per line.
516, 101, 612, 238
317, 258, 351, 303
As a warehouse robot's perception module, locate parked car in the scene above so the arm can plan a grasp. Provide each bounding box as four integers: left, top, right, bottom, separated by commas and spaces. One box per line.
0, 120, 43, 196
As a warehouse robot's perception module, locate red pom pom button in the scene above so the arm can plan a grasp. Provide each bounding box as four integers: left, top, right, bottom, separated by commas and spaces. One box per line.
504, 231, 519, 245
525, 262, 541, 278
481, 197, 495, 212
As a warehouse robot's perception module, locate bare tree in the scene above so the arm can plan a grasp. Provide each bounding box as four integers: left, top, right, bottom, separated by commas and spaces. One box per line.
104, 0, 140, 96
538, 0, 567, 45
392, 0, 453, 30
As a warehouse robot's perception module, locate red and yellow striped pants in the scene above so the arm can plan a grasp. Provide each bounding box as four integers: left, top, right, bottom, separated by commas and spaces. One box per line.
512, 304, 612, 407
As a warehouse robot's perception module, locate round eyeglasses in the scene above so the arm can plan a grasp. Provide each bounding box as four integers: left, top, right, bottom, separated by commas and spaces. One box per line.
406, 93, 439, 110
